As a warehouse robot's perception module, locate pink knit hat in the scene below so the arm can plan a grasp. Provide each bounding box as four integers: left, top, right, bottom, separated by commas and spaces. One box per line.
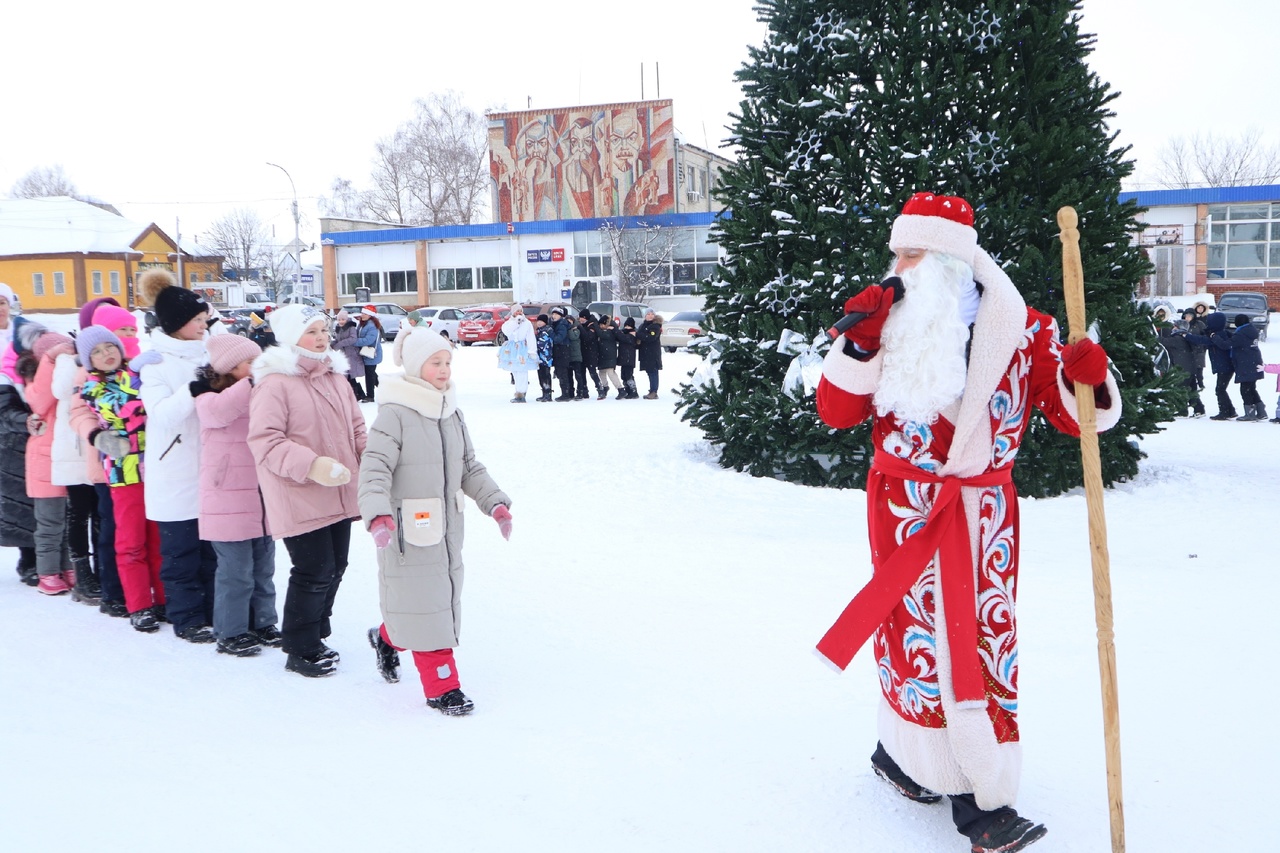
206, 334, 262, 374
92, 304, 138, 333
888, 192, 979, 264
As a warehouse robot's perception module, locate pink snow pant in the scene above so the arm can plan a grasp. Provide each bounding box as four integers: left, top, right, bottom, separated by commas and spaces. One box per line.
112, 483, 164, 614
379, 624, 460, 699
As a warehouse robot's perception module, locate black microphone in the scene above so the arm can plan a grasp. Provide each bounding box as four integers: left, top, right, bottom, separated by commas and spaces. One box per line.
826, 277, 905, 341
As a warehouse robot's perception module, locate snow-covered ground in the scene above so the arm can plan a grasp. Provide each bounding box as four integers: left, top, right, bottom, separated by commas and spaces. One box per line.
2, 324, 1278, 852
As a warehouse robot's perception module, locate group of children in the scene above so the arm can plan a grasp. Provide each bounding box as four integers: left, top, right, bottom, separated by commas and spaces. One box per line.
1, 273, 515, 716
1157, 303, 1277, 422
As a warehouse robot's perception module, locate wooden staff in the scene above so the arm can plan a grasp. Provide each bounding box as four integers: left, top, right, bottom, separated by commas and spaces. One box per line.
1057, 206, 1125, 853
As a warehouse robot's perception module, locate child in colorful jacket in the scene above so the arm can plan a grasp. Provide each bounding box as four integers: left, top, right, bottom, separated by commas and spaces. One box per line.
76, 326, 165, 633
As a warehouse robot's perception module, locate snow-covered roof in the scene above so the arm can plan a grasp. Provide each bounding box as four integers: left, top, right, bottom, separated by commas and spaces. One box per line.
0, 196, 162, 257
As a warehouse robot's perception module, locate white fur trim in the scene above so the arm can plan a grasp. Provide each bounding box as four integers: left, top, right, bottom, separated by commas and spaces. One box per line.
375, 374, 457, 420
820, 340, 883, 395
890, 214, 979, 263
939, 249, 1027, 479
252, 344, 349, 383
1055, 368, 1123, 433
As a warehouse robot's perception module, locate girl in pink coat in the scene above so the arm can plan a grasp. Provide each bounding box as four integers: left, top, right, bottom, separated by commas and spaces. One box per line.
248, 305, 367, 678
193, 335, 280, 658
18, 324, 76, 596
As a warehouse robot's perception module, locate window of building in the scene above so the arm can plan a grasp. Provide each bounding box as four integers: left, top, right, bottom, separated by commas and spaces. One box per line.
1206, 203, 1280, 280
341, 271, 382, 295
205, 273, 213, 282
33, 272, 45, 296
110, 271, 121, 294
387, 270, 418, 294
54, 271, 65, 295
92, 271, 103, 295
432, 267, 474, 291
479, 266, 512, 289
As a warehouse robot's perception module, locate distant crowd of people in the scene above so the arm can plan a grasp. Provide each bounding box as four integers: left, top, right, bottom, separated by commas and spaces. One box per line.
1155, 301, 1277, 422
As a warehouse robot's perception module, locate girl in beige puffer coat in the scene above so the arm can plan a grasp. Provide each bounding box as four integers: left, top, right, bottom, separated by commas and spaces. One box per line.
358, 328, 511, 716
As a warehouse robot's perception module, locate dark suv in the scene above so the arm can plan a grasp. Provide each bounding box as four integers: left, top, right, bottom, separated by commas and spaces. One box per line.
1218, 291, 1270, 341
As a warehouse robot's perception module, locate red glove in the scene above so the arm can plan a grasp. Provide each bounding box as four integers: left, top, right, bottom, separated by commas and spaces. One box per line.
492, 505, 513, 541
1061, 338, 1109, 386
370, 515, 396, 550
842, 285, 896, 351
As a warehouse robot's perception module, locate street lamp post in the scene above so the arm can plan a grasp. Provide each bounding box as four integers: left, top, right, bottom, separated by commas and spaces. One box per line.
266, 162, 301, 299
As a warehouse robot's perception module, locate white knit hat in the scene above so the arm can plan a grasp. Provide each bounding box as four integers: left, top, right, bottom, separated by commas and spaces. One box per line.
400, 328, 452, 378
888, 191, 979, 264
270, 304, 327, 348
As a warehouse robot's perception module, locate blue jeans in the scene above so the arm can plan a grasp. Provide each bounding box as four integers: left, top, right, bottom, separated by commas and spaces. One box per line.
211, 536, 278, 640
157, 519, 218, 633
94, 485, 123, 604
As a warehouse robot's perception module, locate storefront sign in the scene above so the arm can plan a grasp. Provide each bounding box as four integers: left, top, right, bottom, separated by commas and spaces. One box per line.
526, 248, 565, 263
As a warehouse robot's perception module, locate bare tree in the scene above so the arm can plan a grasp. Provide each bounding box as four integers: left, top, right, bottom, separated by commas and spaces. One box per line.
318, 177, 373, 220
599, 220, 678, 302
321, 91, 490, 226
11, 164, 79, 198
1156, 128, 1280, 188
204, 208, 271, 282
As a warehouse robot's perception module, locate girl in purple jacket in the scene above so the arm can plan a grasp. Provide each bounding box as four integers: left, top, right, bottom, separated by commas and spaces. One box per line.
192, 335, 280, 657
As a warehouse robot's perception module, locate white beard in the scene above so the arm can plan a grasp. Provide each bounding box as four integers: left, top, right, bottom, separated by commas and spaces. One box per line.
873, 253, 973, 424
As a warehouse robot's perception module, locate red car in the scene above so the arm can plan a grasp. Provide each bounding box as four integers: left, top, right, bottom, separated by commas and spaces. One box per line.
457, 306, 508, 345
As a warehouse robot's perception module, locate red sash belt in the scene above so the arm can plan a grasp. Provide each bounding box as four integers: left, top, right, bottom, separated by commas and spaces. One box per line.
816, 451, 1012, 704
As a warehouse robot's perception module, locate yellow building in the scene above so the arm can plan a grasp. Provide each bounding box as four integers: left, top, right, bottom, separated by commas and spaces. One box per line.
0, 196, 222, 312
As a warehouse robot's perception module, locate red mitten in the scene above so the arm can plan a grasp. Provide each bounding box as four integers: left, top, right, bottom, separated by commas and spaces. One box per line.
370, 515, 396, 550
1061, 338, 1109, 386
842, 285, 896, 351
492, 505, 513, 541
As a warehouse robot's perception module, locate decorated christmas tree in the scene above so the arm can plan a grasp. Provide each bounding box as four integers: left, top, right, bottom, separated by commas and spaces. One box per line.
677, 0, 1184, 498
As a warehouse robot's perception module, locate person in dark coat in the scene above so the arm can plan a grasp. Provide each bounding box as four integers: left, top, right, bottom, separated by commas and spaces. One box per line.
549, 308, 575, 401
0, 373, 36, 584
637, 309, 664, 399
578, 309, 602, 398
616, 317, 639, 399
1229, 314, 1266, 421
1158, 325, 1205, 417
567, 314, 586, 399
1177, 308, 1207, 390
1184, 311, 1237, 420
595, 314, 624, 398
330, 310, 367, 401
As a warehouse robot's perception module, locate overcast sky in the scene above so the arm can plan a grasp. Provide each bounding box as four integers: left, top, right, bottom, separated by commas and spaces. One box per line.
4, 0, 1276, 252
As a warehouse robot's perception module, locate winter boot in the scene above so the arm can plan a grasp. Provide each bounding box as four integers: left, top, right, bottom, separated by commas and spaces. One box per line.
969, 812, 1047, 852
368, 627, 401, 683
1237, 405, 1262, 422
285, 650, 337, 678
555, 393, 573, 402
1254, 402, 1268, 420
99, 599, 129, 618
15, 549, 37, 587
510, 393, 526, 403
597, 387, 608, 400
251, 624, 283, 647
217, 633, 263, 657
1210, 408, 1237, 420
151, 604, 170, 624
643, 391, 659, 400
426, 688, 475, 717
37, 573, 72, 596
176, 625, 216, 644
130, 608, 160, 633
537, 389, 553, 402
69, 557, 101, 605
870, 743, 943, 804
316, 643, 340, 664
625, 380, 639, 399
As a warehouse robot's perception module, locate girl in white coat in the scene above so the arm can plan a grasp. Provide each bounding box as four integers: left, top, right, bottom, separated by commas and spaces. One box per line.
133, 269, 218, 644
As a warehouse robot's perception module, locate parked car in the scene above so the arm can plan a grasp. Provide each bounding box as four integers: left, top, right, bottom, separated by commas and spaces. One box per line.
281, 294, 326, 309
1217, 291, 1270, 341
587, 301, 650, 327
341, 302, 410, 340
458, 306, 509, 346
218, 307, 257, 337
660, 310, 705, 351
518, 302, 573, 323
409, 306, 467, 342
243, 292, 275, 310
